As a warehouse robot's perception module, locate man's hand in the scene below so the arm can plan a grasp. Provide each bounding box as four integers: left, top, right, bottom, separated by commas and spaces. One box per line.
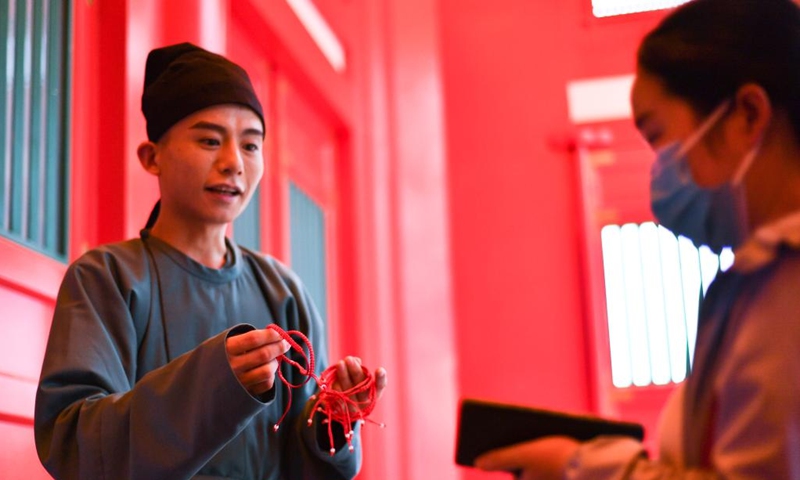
330, 356, 388, 412
226, 328, 291, 396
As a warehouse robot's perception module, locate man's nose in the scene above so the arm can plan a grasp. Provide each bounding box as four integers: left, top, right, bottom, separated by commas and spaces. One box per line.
217, 142, 244, 175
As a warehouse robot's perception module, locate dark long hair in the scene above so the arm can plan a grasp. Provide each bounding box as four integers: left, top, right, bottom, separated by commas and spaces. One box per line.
638, 0, 800, 137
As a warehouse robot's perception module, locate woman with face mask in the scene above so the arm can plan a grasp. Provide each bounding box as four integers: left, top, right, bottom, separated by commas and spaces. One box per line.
474, 0, 800, 478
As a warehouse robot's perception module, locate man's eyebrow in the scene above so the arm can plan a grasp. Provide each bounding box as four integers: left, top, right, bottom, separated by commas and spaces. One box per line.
189, 121, 226, 134
242, 127, 265, 138
189, 121, 264, 138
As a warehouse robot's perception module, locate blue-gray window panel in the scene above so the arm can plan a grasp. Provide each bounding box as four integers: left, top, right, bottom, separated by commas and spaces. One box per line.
233, 185, 261, 252
289, 182, 328, 325
0, 0, 70, 260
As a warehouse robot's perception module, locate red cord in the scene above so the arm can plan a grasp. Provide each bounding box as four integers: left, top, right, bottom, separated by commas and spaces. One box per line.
266, 324, 384, 455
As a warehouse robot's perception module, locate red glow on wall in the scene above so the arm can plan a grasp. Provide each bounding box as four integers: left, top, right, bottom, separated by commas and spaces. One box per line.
0, 1, 677, 479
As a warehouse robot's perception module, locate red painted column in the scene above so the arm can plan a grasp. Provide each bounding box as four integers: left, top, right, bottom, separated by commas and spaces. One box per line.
348, 1, 404, 476
71, 0, 128, 251
70, 0, 101, 256
378, 0, 460, 478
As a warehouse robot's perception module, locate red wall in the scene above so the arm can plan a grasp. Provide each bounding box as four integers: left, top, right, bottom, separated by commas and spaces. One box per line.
1, 1, 676, 479
439, 2, 667, 478
0, 240, 60, 480
442, 0, 591, 413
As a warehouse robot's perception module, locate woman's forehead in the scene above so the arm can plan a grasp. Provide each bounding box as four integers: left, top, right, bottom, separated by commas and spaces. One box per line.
631, 72, 695, 122
631, 71, 664, 111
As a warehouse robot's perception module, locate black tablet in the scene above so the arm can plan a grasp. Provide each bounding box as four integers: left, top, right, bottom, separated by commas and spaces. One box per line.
455, 398, 645, 467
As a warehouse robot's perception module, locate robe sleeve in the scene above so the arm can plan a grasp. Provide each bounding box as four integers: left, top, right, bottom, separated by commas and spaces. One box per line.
567, 257, 800, 480
565, 437, 720, 480
34, 249, 270, 480
266, 257, 363, 479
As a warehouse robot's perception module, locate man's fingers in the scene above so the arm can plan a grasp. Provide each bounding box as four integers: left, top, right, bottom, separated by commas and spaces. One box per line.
346, 356, 365, 382
227, 329, 291, 375
247, 379, 274, 396
336, 359, 354, 391
231, 341, 290, 372
374, 367, 387, 399
227, 328, 287, 355
236, 359, 281, 395
343, 357, 371, 403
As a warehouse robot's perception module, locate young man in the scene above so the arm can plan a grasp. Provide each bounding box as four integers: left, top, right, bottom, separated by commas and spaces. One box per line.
34, 42, 386, 480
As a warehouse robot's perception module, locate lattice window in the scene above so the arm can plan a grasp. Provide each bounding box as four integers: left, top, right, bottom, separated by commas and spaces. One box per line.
289, 181, 328, 324
0, 0, 71, 260
233, 185, 261, 252
601, 222, 733, 387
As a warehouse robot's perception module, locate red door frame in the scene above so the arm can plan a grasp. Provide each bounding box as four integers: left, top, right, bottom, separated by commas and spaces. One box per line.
574, 119, 677, 455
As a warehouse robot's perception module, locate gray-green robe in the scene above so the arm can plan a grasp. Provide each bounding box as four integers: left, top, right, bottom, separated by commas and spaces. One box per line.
34, 234, 361, 479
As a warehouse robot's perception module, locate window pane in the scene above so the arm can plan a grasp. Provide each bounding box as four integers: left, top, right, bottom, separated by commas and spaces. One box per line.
657, 226, 688, 383
619, 223, 652, 386
601, 225, 633, 388
601, 222, 732, 387
0, 0, 70, 260
233, 185, 261, 252
591, 0, 690, 18
289, 182, 328, 325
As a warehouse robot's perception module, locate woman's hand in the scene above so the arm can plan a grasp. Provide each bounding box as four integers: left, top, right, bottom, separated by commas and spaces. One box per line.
226, 328, 291, 396
474, 436, 579, 480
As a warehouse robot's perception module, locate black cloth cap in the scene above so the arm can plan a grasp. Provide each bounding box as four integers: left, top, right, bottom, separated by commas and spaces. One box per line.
141, 42, 265, 141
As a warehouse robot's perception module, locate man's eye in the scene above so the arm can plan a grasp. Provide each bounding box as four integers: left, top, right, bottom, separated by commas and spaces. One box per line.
244, 143, 260, 152
201, 138, 221, 146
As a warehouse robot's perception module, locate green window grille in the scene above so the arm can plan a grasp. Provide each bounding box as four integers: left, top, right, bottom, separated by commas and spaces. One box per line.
289, 181, 328, 325
0, 0, 71, 260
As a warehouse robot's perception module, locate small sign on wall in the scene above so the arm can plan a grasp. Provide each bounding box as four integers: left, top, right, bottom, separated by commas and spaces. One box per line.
566, 75, 634, 125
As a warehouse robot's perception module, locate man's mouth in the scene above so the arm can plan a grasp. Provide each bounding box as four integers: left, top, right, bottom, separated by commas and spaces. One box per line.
206, 185, 242, 196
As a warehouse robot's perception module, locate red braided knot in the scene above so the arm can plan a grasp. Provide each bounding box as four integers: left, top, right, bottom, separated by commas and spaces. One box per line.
266, 324, 384, 455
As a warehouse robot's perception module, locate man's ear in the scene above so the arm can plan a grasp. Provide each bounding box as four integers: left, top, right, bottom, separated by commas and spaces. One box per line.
137, 141, 160, 175
733, 83, 772, 146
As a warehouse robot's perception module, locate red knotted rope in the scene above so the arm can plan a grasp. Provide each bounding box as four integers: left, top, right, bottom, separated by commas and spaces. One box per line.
266, 324, 384, 455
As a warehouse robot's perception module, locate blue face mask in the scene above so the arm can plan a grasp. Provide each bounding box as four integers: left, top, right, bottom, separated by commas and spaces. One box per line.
649, 101, 759, 254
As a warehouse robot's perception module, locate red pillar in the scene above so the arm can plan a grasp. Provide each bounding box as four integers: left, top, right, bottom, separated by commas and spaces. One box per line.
355, 0, 460, 478
72, 0, 128, 251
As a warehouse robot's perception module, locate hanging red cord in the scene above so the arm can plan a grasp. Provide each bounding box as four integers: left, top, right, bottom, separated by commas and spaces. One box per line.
266, 324, 384, 455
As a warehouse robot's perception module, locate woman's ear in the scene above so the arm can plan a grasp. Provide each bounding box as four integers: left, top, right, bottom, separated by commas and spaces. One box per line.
137, 141, 160, 175
733, 83, 773, 146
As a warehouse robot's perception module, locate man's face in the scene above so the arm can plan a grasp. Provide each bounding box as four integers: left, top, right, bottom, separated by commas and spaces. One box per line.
149, 104, 265, 228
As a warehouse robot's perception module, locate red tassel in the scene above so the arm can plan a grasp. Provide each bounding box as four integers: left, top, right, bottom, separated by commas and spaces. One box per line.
266, 324, 383, 452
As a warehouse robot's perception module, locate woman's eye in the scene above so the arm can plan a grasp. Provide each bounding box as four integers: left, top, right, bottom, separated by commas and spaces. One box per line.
644, 131, 661, 146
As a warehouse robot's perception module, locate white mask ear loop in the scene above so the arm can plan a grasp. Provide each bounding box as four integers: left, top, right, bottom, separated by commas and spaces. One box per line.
677, 100, 732, 158
731, 141, 761, 186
